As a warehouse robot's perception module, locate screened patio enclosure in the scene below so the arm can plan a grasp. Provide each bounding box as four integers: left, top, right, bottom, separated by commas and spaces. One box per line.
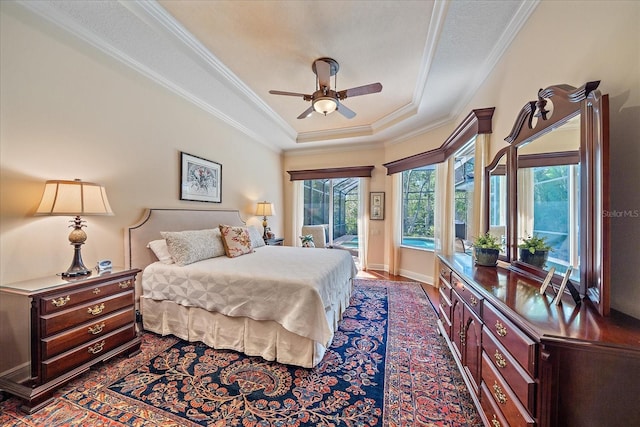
303, 178, 359, 250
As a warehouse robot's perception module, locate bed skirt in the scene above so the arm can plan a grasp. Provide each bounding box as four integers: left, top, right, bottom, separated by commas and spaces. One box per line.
140, 280, 352, 368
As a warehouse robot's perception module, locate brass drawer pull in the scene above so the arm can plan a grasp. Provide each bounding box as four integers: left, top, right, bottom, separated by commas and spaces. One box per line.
495, 320, 508, 337
88, 322, 105, 335
87, 303, 105, 315
491, 414, 501, 427
93, 288, 101, 295
52, 296, 70, 307
494, 350, 507, 368
470, 296, 478, 306
493, 381, 507, 405
118, 280, 132, 289
88, 340, 105, 354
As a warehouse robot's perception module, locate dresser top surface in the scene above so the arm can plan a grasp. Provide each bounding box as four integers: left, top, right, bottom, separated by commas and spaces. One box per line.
439, 253, 640, 349
0, 268, 139, 296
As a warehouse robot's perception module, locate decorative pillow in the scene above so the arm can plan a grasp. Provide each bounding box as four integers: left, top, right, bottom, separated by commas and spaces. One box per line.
160, 228, 226, 266
147, 239, 174, 264
248, 225, 266, 248
219, 224, 254, 258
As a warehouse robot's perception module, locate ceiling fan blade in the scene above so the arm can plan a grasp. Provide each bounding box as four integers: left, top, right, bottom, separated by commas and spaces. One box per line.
337, 82, 383, 100
337, 102, 356, 119
315, 59, 331, 90
297, 106, 315, 119
269, 90, 311, 98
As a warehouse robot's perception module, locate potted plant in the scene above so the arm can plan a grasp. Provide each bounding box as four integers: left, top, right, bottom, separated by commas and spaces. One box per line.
472, 232, 502, 267
518, 234, 552, 268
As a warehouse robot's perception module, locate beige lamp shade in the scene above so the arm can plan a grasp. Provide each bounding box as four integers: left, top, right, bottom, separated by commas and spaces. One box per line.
255, 201, 275, 217
35, 179, 114, 216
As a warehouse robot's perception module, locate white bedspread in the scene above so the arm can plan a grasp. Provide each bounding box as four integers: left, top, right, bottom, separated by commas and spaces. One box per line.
141, 246, 357, 346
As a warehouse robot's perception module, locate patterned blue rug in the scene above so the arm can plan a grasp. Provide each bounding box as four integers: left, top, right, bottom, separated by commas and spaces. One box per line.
108, 282, 388, 425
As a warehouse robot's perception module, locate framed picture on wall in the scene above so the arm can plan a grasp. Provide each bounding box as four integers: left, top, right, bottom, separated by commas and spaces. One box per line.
370, 191, 385, 220
180, 152, 222, 203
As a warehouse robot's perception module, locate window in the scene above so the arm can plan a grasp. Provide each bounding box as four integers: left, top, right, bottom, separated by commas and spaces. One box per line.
453, 139, 475, 253
530, 164, 580, 276
401, 166, 436, 250
303, 178, 360, 249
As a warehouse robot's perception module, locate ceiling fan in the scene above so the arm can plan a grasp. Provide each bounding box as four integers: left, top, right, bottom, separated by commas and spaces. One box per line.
269, 57, 382, 119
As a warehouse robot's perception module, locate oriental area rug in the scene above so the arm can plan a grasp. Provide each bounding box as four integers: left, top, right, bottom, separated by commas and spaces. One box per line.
0, 279, 481, 426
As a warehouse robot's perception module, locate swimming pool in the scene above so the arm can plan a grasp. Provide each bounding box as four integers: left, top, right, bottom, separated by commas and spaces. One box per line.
337, 236, 435, 250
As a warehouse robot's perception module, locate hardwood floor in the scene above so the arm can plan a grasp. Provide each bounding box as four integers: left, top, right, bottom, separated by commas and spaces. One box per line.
356, 269, 439, 311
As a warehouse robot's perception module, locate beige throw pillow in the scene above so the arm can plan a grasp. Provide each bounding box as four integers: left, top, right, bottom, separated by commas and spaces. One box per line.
160, 228, 225, 266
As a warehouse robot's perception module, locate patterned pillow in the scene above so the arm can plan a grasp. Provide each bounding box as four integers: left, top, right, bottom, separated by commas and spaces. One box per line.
219, 224, 254, 258
147, 239, 174, 264
160, 228, 226, 266
248, 225, 266, 248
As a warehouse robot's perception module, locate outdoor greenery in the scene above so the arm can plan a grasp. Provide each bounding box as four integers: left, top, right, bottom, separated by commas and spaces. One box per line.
518, 234, 553, 254
402, 167, 436, 239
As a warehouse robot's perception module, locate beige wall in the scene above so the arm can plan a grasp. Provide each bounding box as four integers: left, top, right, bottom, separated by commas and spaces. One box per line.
1, 2, 638, 317
0, 5, 283, 284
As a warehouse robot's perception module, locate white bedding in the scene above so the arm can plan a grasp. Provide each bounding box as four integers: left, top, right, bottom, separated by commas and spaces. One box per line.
141, 245, 357, 346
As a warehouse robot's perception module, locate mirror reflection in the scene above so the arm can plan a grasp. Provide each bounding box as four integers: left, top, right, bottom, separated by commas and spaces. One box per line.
488, 154, 507, 253
516, 115, 580, 280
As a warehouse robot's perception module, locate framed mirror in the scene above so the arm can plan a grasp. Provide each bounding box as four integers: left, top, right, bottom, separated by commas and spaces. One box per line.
504, 81, 610, 315
484, 146, 511, 261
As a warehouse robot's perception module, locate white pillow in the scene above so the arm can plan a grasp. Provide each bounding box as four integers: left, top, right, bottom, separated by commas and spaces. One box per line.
147, 239, 174, 264
248, 225, 266, 248
160, 228, 226, 266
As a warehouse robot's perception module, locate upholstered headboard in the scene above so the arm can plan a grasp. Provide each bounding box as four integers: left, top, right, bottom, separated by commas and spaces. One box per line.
125, 208, 245, 272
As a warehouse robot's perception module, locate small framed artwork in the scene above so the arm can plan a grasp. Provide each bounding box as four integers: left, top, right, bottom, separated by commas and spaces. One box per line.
370, 191, 385, 220
180, 152, 222, 203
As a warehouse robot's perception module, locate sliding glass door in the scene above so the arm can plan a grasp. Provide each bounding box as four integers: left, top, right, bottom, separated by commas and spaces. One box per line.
303, 178, 360, 256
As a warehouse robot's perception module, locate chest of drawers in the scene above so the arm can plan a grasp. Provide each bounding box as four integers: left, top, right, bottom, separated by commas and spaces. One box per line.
0, 268, 141, 413
436, 254, 640, 426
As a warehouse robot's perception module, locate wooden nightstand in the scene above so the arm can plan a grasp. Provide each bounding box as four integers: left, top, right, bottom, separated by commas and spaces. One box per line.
264, 237, 284, 246
0, 268, 142, 413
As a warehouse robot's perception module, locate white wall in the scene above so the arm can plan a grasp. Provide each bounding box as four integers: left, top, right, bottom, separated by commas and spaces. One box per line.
0, 4, 283, 284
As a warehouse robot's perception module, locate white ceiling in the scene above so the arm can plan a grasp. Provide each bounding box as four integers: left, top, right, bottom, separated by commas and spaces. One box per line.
17, 0, 538, 152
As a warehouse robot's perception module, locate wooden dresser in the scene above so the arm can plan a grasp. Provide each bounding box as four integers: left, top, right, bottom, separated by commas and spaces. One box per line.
0, 268, 141, 413
437, 254, 640, 427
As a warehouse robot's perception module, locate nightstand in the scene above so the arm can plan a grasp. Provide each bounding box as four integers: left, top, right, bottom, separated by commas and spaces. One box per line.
264, 237, 284, 246
0, 268, 142, 413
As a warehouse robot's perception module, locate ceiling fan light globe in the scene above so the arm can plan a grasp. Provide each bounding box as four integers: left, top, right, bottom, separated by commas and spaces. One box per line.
313, 97, 337, 115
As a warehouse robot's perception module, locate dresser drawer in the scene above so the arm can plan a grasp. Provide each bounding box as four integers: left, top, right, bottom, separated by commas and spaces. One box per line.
483, 328, 536, 412
40, 292, 134, 337
451, 273, 483, 317
41, 308, 134, 359
41, 325, 136, 382
439, 287, 452, 333
40, 276, 135, 315
482, 353, 535, 427
483, 302, 536, 376
480, 381, 510, 427
439, 260, 452, 282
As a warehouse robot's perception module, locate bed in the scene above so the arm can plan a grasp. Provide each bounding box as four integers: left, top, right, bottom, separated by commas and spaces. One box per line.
125, 208, 357, 368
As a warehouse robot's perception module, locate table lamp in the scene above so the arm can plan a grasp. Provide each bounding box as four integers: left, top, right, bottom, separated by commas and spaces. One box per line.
255, 201, 275, 239
35, 179, 114, 277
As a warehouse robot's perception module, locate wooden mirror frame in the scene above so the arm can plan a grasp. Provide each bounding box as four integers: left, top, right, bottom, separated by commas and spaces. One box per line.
503, 81, 610, 316
484, 146, 512, 262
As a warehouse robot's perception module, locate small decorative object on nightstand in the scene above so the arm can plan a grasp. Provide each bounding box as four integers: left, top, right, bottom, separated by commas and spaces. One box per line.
264, 237, 284, 246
